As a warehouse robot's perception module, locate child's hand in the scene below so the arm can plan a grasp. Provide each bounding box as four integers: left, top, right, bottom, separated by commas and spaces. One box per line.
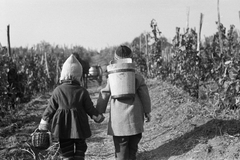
38, 119, 49, 131
93, 114, 105, 123
145, 113, 151, 122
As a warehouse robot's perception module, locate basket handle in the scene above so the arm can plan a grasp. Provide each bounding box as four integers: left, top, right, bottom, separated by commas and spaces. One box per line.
31, 128, 50, 136
30, 128, 38, 136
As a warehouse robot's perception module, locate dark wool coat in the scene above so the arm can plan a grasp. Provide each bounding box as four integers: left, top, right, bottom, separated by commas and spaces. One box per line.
42, 81, 99, 139
96, 73, 151, 136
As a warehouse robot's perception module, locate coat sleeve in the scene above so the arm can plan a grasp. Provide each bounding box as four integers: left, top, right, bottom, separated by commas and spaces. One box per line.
96, 79, 111, 114
136, 74, 151, 113
83, 89, 99, 118
42, 91, 59, 123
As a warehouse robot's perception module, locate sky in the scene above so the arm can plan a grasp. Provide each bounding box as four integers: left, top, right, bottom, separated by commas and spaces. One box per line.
0, 0, 240, 51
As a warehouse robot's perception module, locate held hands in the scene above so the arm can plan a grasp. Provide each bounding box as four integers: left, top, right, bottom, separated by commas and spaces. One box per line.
93, 114, 105, 123
145, 113, 151, 122
38, 119, 49, 131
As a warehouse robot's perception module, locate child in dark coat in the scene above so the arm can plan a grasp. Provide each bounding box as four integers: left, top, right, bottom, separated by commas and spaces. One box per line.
38, 54, 104, 160
96, 45, 151, 160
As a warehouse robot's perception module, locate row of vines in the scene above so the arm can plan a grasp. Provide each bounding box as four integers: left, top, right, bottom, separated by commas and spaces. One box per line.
170, 23, 240, 110
131, 20, 240, 113
0, 42, 97, 121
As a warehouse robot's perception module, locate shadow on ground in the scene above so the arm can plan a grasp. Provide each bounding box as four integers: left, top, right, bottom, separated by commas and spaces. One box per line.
87, 119, 108, 143
137, 119, 240, 159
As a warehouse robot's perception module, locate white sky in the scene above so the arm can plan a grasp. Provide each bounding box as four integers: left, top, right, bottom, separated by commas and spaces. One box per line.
0, 0, 240, 51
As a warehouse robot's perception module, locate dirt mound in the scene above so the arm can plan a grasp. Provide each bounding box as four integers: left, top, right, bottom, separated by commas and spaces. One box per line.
136, 79, 240, 160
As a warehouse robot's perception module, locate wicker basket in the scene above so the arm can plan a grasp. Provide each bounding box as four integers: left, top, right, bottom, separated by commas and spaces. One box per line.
31, 129, 52, 149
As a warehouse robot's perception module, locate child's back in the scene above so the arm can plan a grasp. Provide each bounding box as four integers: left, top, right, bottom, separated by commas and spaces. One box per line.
96, 45, 151, 160
97, 73, 151, 136
38, 54, 104, 160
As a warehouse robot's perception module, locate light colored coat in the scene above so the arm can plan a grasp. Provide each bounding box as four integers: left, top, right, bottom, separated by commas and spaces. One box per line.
96, 73, 151, 136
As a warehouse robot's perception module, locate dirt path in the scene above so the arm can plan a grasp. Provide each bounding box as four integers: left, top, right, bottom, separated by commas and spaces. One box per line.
1, 79, 240, 160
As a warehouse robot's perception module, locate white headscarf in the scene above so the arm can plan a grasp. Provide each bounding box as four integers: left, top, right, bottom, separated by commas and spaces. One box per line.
60, 54, 83, 84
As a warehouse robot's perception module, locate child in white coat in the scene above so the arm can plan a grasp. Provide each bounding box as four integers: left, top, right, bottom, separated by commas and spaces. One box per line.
96, 45, 151, 160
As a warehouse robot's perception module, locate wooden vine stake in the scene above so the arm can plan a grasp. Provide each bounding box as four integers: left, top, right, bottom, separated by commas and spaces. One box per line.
145, 32, 150, 78
239, 11, 240, 23
217, 0, 223, 55
186, 7, 190, 30
139, 34, 142, 53
197, 13, 204, 54
40, 54, 44, 65
45, 52, 50, 78
55, 57, 59, 85
197, 13, 204, 99
7, 25, 11, 57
